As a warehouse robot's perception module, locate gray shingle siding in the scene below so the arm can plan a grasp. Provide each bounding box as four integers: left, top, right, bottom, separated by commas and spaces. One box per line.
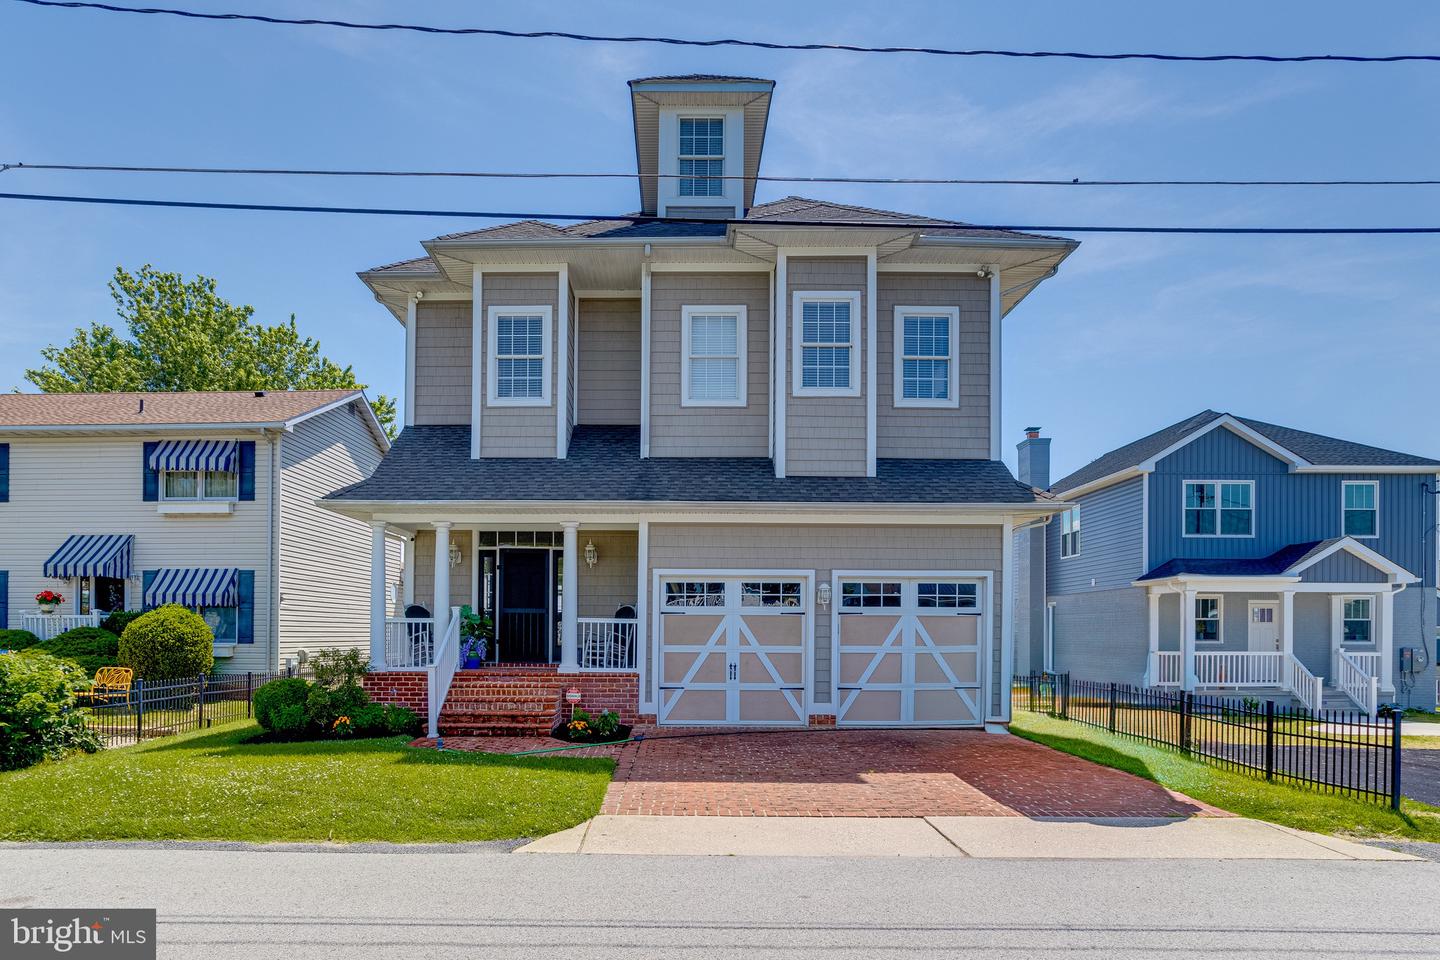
1047, 475, 1144, 595
785, 257, 867, 477
1300, 551, 1389, 583
1050, 587, 1149, 686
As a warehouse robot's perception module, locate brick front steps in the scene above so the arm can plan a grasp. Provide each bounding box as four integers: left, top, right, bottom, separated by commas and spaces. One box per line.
439, 667, 563, 737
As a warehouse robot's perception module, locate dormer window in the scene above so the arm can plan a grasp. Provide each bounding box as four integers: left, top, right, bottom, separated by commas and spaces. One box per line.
678, 117, 724, 197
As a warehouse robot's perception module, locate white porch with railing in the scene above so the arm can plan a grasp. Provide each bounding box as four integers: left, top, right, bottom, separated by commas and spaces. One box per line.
20, 612, 101, 642
1145, 584, 1391, 716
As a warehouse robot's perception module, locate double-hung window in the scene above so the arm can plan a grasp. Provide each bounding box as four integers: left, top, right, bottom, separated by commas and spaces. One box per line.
1183, 480, 1254, 537
162, 468, 238, 501
678, 117, 724, 197
681, 305, 747, 406
1060, 507, 1081, 558
487, 306, 552, 405
200, 605, 238, 644
1342, 481, 1379, 538
1194, 596, 1222, 643
793, 293, 861, 397
1342, 597, 1373, 645
893, 306, 959, 407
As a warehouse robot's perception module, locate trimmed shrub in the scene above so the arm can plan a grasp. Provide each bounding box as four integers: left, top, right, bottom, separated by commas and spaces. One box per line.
37, 627, 120, 675
310, 648, 369, 690
100, 610, 144, 637
269, 703, 308, 737
116, 605, 214, 680
0, 629, 41, 651
0, 651, 102, 770
253, 677, 311, 732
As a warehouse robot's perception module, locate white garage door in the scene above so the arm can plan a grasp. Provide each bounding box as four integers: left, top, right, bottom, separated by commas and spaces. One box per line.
657, 575, 809, 726
835, 576, 986, 727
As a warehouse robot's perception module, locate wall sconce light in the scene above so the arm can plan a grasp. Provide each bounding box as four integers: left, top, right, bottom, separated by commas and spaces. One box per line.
584, 540, 599, 569
448, 542, 462, 568
816, 582, 832, 608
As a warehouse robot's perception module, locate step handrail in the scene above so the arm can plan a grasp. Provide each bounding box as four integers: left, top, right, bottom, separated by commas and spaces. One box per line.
1336, 650, 1379, 718
1284, 653, 1324, 715
426, 606, 462, 739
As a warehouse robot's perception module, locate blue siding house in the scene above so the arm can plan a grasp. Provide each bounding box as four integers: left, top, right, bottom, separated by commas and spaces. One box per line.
1018, 412, 1440, 713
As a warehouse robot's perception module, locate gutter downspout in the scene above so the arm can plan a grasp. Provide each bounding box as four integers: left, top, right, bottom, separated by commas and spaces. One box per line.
267, 429, 282, 674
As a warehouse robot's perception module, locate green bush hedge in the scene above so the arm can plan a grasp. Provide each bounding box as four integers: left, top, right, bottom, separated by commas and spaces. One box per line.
100, 610, 144, 637
0, 651, 102, 770
117, 605, 214, 680
36, 628, 120, 675
0, 629, 41, 651
251, 649, 419, 741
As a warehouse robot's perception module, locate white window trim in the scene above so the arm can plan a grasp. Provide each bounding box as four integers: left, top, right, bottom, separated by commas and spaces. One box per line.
891, 305, 960, 408
1059, 507, 1081, 559
676, 115, 726, 199
1340, 594, 1376, 648
1194, 594, 1224, 644
1182, 479, 1256, 539
159, 468, 239, 503
792, 291, 862, 398
680, 305, 748, 408
1341, 480, 1380, 540
486, 305, 553, 407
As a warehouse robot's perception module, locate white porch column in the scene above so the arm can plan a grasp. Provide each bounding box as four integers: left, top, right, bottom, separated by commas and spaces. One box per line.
1380, 588, 1396, 693
636, 520, 650, 707
1281, 590, 1295, 659
1181, 587, 1198, 690
560, 522, 580, 671
369, 522, 388, 669
402, 536, 415, 608
1146, 589, 1160, 683
433, 522, 452, 639
1330, 595, 1344, 681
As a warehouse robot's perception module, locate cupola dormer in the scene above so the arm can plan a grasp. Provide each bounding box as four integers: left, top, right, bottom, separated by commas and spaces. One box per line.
628, 75, 775, 220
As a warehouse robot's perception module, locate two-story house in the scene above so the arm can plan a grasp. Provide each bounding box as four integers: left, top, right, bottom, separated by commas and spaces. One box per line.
322, 74, 1078, 736
0, 390, 397, 674
1017, 412, 1440, 714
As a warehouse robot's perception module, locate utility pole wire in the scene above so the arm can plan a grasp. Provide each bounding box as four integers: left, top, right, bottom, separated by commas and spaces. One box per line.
4, 190, 1440, 234
13, 0, 1440, 64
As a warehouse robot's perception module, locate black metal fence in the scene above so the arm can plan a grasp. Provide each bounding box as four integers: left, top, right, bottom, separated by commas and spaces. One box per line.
83, 671, 295, 746
1013, 673, 1402, 809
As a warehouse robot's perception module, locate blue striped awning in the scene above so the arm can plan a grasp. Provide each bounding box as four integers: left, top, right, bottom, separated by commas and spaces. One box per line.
43, 534, 134, 579
148, 439, 237, 473
145, 567, 238, 608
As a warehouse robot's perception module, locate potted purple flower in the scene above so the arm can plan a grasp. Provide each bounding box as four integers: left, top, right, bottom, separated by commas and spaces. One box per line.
458, 606, 494, 669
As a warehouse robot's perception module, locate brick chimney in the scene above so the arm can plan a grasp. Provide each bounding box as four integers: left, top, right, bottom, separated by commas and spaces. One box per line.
1017, 426, 1051, 490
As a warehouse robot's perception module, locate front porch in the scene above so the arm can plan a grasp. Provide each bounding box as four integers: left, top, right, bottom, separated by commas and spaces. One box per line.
365, 520, 643, 736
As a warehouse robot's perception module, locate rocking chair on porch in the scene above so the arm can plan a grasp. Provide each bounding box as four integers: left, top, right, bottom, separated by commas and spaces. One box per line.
404, 604, 435, 666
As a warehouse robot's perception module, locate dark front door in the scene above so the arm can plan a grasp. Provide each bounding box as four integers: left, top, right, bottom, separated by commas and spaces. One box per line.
95, 577, 126, 614
499, 549, 551, 663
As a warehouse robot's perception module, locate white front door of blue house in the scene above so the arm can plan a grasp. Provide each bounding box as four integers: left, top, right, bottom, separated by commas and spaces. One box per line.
1248, 602, 1280, 652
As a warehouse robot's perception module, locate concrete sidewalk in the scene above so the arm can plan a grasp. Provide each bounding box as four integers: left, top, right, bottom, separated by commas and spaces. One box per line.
517, 815, 1417, 860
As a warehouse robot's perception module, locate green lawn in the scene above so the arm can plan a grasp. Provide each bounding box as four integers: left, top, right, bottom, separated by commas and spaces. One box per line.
1010, 711, 1440, 843
0, 721, 614, 843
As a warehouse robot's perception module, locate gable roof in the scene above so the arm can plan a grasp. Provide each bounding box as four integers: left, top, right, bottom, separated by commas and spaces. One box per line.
1052, 411, 1440, 494
0, 390, 366, 430
1135, 536, 1418, 584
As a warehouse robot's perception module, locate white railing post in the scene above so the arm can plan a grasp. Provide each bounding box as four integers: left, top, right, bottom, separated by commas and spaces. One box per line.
427, 607, 462, 739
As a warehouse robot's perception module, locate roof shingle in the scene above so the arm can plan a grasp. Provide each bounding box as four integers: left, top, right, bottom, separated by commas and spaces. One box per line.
0, 390, 362, 428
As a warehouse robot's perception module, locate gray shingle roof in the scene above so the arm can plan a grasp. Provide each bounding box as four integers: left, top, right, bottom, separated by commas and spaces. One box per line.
365, 256, 440, 274
326, 425, 1049, 506
1052, 411, 1440, 493
1137, 540, 1331, 581
630, 75, 774, 84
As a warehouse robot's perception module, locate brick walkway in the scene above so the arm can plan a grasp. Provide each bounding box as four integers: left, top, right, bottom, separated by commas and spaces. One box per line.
421, 727, 1226, 819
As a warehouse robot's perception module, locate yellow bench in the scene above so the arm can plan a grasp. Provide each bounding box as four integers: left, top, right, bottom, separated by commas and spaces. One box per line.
76, 666, 133, 707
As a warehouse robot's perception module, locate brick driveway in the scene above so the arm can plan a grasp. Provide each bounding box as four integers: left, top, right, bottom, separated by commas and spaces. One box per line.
601, 729, 1226, 818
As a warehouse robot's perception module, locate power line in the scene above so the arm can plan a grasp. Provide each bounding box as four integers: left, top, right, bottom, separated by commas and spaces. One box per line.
4, 161, 1440, 188
4, 190, 1440, 234
14, 0, 1440, 65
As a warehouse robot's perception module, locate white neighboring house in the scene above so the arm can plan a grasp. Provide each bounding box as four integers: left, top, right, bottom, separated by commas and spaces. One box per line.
0, 390, 400, 673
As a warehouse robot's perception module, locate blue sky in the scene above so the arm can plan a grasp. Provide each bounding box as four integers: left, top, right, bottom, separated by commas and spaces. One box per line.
3, 1, 1439, 480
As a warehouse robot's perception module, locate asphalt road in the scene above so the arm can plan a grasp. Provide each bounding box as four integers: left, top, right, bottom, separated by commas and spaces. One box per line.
3, 845, 1438, 959
1406, 749, 1440, 806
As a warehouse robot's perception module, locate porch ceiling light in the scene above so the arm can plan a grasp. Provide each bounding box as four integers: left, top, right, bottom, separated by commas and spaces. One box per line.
448, 542, 462, 568
584, 540, 598, 569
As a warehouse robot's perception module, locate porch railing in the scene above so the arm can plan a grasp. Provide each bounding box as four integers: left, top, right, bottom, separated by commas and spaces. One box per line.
21, 612, 101, 642
1193, 651, 1285, 687
1337, 650, 1380, 717
1285, 654, 1325, 714
1346, 651, 1382, 678
427, 607, 461, 739
1149, 651, 1182, 687
579, 617, 637, 671
383, 617, 437, 669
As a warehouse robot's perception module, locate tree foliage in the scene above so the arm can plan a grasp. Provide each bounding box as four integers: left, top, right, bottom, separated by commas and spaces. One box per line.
27, 266, 397, 437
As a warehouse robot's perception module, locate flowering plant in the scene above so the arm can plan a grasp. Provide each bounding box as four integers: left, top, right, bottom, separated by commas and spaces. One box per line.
331, 715, 354, 737
35, 590, 65, 606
